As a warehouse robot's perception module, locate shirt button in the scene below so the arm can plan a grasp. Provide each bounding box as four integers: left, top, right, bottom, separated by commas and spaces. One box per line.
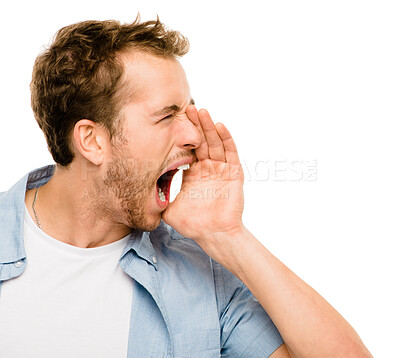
14, 260, 23, 268
152, 256, 157, 264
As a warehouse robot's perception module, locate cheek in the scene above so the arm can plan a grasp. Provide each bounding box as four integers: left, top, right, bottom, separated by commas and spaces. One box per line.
130, 128, 167, 155
134, 135, 172, 173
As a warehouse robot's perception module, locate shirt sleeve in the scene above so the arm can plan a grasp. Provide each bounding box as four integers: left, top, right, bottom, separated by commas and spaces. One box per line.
212, 260, 284, 358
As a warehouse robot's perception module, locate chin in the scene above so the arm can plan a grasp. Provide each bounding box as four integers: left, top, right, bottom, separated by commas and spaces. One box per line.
147, 217, 163, 232
126, 212, 162, 232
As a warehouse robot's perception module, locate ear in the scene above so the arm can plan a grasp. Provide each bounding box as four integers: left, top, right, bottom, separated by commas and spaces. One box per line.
72, 120, 109, 166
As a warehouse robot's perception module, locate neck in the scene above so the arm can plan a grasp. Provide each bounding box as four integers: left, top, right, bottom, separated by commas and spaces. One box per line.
25, 164, 132, 248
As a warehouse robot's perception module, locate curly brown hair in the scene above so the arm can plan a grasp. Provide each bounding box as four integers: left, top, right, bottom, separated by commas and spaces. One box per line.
30, 16, 189, 166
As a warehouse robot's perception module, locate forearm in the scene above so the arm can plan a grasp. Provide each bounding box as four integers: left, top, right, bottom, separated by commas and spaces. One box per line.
207, 226, 372, 358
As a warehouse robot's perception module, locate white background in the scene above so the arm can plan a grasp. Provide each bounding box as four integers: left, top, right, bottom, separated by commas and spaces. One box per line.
0, 1, 399, 356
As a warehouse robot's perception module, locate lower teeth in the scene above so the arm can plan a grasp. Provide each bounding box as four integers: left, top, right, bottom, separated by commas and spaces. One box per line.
158, 187, 166, 202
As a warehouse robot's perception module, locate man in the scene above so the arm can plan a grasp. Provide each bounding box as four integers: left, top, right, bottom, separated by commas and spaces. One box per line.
0, 17, 371, 357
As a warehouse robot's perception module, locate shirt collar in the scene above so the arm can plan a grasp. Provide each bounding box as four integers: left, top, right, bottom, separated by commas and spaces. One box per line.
121, 230, 159, 271
0, 165, 55, 264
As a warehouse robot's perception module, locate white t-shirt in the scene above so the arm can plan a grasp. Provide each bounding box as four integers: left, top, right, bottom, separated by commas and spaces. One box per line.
0, 206, 133, 358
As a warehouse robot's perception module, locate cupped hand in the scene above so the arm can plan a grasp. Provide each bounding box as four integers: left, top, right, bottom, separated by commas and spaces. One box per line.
162, 106, 245, 247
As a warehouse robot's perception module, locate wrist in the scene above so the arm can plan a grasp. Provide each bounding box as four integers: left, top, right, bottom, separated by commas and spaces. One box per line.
204, 225, 258, 279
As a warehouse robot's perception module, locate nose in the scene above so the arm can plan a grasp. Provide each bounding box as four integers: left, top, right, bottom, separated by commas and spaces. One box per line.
175, 113, 202, 150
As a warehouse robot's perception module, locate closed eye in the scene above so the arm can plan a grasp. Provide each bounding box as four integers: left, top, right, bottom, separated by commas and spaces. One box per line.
161, 114, 174, 121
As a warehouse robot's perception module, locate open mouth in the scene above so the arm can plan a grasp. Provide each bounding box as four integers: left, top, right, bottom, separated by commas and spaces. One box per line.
156, 169, 179, 203
156, 163, 191, 205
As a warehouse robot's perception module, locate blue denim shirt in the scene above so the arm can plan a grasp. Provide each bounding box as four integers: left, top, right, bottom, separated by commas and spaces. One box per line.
0, 166, 283, 358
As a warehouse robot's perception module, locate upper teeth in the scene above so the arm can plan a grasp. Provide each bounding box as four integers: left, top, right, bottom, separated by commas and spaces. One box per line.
177, 164, 190, 170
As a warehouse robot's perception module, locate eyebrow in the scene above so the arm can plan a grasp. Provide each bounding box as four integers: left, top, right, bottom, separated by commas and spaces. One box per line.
151, 98, 195, 117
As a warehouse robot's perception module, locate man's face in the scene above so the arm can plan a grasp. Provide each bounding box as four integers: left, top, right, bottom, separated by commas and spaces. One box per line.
100, 52, 201, 231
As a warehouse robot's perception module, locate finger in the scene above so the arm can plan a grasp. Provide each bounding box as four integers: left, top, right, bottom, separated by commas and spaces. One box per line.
215, 122, 240, 165
186, 105, 208, 161
198, 109, 226, 162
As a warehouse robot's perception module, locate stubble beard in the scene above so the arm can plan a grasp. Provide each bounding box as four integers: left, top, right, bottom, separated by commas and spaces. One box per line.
102, 156, 160, 232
